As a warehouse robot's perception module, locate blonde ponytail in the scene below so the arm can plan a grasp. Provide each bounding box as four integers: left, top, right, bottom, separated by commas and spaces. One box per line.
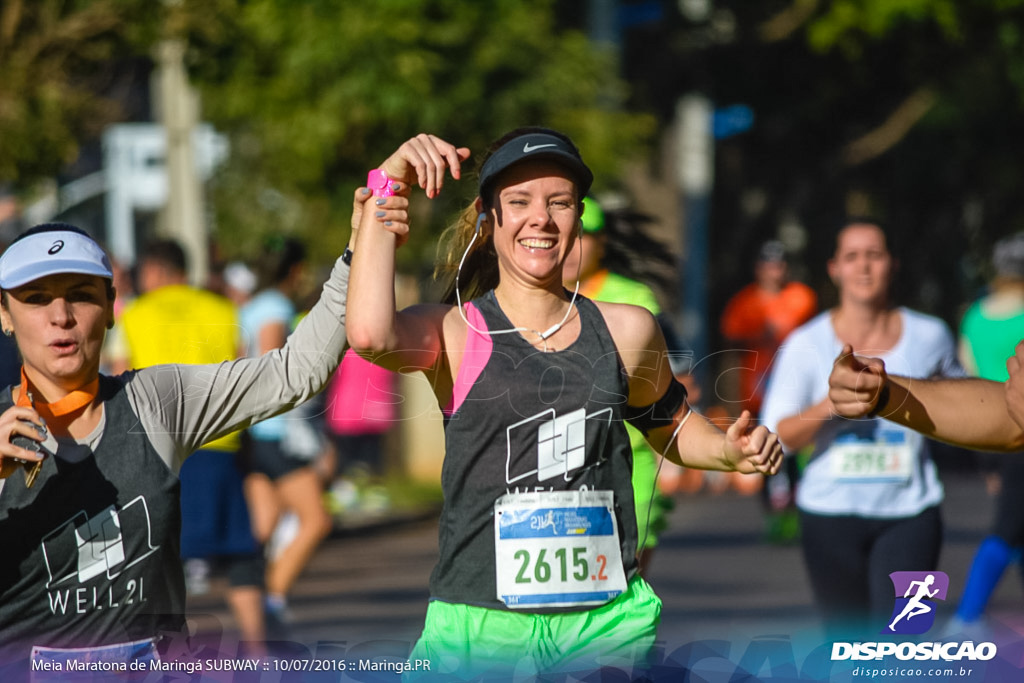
434, 204, 499, 305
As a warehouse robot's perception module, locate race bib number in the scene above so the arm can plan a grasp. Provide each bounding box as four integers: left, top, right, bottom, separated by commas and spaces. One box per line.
494, 490, 626, 609
830, 431, 913, 483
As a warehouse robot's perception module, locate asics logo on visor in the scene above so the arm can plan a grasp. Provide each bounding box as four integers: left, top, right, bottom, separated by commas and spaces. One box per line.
523, 142, 557, 153
48, 241, 65, 255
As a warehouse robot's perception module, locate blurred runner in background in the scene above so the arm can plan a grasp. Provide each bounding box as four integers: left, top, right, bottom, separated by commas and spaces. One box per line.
238, 237, 332, 636
720, 239, 817, 538
950, 232, 1024, 633
761, 217, 962, 634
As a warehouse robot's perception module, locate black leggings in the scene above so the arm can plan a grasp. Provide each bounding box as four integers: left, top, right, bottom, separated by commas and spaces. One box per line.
992, 457, 1024, 545
799, 506, 942, 631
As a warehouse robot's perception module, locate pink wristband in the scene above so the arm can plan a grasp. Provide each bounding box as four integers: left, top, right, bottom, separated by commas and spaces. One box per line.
367, 169, 396, 197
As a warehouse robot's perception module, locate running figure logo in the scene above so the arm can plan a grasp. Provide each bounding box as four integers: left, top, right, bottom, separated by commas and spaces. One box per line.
884, 571, 949, 634
533, 510, 557, 534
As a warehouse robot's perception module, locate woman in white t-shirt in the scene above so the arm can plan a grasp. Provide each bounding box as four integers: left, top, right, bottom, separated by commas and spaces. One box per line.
761, 218, 963, 632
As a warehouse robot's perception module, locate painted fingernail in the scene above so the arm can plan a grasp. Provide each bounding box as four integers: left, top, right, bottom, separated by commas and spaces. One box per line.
375, 211, 385, 218
375, 198, 386, 206
362, 188, 371, 195
390, 183, 400, 192
385, 221, 393, 227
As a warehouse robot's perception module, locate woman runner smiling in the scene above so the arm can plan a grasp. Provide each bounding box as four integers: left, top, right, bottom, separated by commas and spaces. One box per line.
346, 129, 783, 678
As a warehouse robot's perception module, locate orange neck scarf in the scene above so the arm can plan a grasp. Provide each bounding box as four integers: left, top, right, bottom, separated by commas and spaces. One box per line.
16, 367, 99, 429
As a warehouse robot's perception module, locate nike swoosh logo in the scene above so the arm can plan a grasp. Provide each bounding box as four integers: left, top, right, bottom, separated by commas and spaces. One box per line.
523, 142, 557, 153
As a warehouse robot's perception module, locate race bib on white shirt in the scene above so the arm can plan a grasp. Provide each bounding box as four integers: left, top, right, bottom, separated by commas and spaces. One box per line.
494, 490, 626, 609
830, 429, 914, 483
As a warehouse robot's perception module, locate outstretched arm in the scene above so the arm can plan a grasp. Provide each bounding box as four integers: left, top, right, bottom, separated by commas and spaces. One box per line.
828, 344, 1024, 452
346, 134, 470, 374
610, 302, 782, 474
653, 407, 783, 475
125, 189, 405, 461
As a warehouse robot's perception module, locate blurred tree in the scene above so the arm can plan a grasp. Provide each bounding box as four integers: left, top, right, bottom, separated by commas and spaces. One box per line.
184, 0, 657, 269
10, 0, 1024, 328
620, 0, 1024, 338
1, 0, 655, 272
0, 0, 158, 185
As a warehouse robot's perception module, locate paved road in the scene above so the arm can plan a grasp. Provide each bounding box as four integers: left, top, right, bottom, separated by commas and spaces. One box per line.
186, 467, 1024, 678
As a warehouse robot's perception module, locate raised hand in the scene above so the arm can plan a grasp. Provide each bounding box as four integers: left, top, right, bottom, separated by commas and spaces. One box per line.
378, 134, 472, 199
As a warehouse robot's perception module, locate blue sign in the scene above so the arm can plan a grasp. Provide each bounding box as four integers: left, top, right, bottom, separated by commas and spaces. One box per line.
713, 104, 755, 139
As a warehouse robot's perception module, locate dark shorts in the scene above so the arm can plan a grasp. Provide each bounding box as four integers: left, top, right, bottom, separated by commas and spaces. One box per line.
239, 437, 311, 481
202, 554, 266, 588
179, 448, 260, 558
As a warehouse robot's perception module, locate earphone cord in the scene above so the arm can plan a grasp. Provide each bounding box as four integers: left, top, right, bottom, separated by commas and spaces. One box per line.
639, 407, 695, 550
455, 212, 580, 350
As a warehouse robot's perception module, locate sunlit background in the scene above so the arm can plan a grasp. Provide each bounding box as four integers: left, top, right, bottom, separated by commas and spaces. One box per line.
2, 0, 1022, 402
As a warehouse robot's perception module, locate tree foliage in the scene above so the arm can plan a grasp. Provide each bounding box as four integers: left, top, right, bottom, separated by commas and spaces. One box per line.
184, 0, 656, 265
0, 0, 157, 183
1, 0, 655, 269
7, 0, 1024, 328
623, 0, 1024, 331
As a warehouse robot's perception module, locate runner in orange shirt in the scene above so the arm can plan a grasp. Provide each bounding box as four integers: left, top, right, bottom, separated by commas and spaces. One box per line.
720, 240, 818, 417
720, 240, 817, 534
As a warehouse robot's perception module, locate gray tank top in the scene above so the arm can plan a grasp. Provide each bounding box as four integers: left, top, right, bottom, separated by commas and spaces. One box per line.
0, 376, 185, 659
432, 291, 639, 610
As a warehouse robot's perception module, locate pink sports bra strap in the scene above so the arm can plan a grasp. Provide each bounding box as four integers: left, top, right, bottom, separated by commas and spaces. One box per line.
444, 302, 493, 417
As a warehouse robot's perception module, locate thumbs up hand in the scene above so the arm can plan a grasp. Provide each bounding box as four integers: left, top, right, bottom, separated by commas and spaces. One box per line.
722, 409, 783, 476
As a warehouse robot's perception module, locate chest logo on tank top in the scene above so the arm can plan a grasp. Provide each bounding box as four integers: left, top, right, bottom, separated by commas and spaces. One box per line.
505, 407, 612, 484
43, 498, 159, 586
39, 497, 159, 616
